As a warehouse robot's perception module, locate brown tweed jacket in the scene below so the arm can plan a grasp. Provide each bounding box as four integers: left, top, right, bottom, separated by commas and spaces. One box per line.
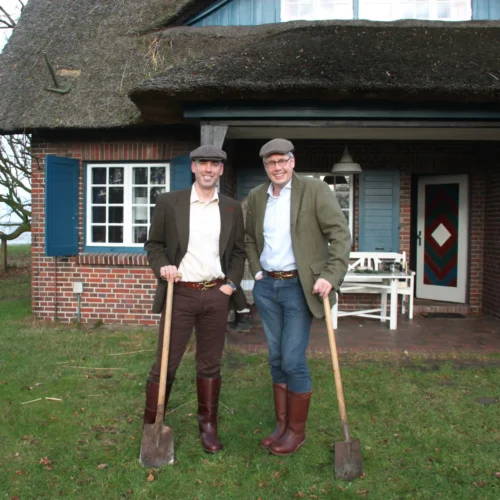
145, 187, 246, 313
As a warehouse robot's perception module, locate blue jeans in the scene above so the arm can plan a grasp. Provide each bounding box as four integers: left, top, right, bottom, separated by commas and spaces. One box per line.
253, 274, 313, 393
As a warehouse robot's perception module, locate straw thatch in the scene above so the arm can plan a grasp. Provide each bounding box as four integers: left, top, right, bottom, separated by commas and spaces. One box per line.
0, 0, 499, 133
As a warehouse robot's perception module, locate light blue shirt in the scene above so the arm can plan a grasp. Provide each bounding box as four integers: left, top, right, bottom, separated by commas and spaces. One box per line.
259, 180, 297, 273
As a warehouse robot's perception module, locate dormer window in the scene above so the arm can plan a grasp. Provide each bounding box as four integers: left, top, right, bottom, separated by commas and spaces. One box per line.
281, 0, 471, 22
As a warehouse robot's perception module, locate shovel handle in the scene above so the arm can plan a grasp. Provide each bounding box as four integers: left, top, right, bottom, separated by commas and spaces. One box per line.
156, 277, 177, 424
323, 296, 352, 443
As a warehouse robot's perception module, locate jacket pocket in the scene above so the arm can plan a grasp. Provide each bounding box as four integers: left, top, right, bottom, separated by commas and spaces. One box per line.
310, 260, 326, 277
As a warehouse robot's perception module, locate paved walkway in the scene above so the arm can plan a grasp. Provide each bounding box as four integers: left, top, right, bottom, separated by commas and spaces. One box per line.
226, 307, 500, 354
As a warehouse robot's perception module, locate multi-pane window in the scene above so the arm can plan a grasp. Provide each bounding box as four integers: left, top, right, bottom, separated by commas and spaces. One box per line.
359, 0, 470, 20
282, 0, 353, 21
301, 173, 354, 235
86, 163, 170, 247
281, 0, 471, 20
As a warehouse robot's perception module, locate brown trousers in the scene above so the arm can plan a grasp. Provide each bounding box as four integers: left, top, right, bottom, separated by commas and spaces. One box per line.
148, 284, 231, 384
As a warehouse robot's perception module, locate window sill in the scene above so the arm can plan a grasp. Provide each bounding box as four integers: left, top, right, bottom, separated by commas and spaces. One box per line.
77, 253, 148, 267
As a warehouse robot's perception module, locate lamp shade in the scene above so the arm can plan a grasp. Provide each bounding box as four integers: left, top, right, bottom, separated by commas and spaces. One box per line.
332, 147, 362, 175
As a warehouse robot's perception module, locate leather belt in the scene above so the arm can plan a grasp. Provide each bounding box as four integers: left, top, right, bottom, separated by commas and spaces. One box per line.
176, 279, 225, 291
267, 270, 299, 280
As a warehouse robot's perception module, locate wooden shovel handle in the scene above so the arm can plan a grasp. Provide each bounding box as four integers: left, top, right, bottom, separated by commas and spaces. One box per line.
156, 277, 176, 424
323, 296, 352, 442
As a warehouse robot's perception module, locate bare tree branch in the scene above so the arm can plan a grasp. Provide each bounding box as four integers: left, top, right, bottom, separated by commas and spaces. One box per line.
0, 5, 16, 29
0, 135, 32, 244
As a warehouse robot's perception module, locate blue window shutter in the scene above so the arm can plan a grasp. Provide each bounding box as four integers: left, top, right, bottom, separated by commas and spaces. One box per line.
358, 171, 400, 252
45, 155, 79, 256
171, 155, 192, 191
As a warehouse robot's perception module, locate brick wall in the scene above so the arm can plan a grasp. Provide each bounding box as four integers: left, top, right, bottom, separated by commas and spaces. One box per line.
483, 169, 500, 317
31, 135, 499, 323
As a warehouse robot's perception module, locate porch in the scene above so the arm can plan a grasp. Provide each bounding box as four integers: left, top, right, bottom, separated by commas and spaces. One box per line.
226, 306, 500, 353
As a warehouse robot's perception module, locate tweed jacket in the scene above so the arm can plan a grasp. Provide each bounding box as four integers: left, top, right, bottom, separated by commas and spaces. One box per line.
145, 187, 246, 314
245, 172, 351, 318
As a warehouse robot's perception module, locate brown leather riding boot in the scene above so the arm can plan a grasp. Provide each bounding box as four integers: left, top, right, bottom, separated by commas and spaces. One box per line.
143, 378, 173, 425
261, 384, 287, 449
269, 390, 311, 456
197, 376, 224, 453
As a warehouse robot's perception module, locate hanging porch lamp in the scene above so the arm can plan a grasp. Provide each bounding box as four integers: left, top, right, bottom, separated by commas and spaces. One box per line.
331, 147, 362, 175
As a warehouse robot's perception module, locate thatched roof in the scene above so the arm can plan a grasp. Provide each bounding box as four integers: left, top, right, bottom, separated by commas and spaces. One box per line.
0, 0, 499, 133
130, 21, 500, 115
0, 0, 210, 133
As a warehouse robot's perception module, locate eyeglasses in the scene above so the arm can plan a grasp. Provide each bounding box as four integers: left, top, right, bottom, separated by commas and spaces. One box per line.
264, 157, 292, 169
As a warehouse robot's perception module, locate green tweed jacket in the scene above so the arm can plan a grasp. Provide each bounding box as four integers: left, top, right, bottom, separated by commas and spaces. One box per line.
145, 187, 246, 314
245, 172, 351, 318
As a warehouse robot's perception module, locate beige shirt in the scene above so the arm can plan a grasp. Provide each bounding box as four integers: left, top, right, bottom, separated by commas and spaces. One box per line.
178, 185, 224, 282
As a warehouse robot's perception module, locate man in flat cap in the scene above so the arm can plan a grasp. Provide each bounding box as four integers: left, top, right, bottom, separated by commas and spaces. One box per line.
245, 138, 351, 456
143, 144, 245, 453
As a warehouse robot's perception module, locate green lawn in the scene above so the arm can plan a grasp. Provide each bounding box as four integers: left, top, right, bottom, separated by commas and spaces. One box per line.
0, 298, 499, 498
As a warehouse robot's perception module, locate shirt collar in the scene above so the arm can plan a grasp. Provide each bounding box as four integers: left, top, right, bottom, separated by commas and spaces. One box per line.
191, 184, 219, 204
267, 179, 292, 197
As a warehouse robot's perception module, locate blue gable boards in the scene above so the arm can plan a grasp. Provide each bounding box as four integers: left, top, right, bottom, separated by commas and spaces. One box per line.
473, 0, 500, 19
187, 0, 279, 26
45, 155, 79, 257
171, 155, 193, 191
187, 0, 496, 25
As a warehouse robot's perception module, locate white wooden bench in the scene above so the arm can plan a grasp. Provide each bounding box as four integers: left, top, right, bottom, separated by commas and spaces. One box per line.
332, 251, 415, 329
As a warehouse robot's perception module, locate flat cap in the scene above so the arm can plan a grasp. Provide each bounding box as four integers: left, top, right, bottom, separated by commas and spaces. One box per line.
259, 138, 294, 158
190, 145, 227, 161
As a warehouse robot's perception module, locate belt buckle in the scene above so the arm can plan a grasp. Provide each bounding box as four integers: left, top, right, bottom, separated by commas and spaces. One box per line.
200, 280, 216, 291
276, 271, 290, 280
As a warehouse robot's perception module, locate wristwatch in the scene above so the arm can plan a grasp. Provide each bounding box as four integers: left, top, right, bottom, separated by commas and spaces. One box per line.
226, 279, 237, 291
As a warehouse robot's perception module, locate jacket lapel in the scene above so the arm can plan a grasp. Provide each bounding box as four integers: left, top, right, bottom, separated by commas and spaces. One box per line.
255, 182, 270, 252
174, 189, 191, 255
290, 172, 302, 232
218, 195, 232, 257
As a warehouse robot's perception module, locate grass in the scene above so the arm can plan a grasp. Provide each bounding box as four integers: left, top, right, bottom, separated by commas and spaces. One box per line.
0, 274, 499, 499
0, 243, 31, 300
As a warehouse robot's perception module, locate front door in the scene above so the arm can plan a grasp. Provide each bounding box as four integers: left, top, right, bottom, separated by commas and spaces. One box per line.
416, 175, 468, 302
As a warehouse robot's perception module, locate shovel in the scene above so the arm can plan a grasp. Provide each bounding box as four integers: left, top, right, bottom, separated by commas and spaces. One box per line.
139, 279, 175, 467
323, 296, 363, 481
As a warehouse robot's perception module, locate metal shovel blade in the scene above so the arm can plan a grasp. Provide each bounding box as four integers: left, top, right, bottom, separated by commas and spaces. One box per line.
139, 421, 174, 468
334, 439, 363, 481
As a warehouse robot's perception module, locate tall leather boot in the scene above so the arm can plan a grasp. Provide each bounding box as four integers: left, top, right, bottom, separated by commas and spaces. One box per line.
197, 376, 224, 453
261, 384, 287, 449
143, 378, 173, 425
269, 390, 311, 456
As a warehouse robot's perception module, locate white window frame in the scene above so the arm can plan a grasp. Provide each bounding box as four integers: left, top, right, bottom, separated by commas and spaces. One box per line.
281, 0, 471, 21
85, 163, 170, 249
301, 173, 354, 236
358, 0, 471, 21
281, 0, 354, 21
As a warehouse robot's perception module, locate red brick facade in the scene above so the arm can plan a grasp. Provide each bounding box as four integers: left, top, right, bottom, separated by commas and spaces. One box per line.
31, 135, 498, 323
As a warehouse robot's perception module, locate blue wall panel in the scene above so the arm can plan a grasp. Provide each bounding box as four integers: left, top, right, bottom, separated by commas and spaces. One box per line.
236, 168, 269, 200
190, 0, 279, 26
473, 0, 500, 19
358, 171, 400, 252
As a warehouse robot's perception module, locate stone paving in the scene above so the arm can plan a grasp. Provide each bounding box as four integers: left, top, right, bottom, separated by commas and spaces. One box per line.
226, 307, 500, 354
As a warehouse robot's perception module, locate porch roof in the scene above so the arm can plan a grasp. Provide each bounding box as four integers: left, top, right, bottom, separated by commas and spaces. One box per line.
0, 0, 499, 133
